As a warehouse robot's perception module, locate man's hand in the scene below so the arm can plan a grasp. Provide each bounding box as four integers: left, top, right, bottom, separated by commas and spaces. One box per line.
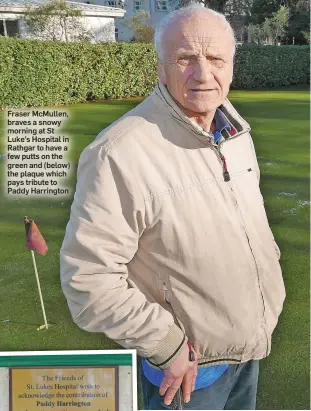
159, 343, 198, 405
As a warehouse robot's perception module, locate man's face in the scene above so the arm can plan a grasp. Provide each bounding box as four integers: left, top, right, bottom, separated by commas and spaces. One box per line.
158, 13, 234, 115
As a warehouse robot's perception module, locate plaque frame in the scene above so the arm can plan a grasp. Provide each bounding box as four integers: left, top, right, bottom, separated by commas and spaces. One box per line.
0, 350, 136, 411
9, 365, 119, 411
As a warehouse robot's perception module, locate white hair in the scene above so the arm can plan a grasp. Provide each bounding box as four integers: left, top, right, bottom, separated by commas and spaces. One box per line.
154, 4, 236, 61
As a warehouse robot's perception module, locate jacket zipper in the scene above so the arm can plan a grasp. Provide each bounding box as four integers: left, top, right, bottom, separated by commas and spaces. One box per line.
211, 136, 268, 354
228, 182, 266, 312
209, 139, 231, 182
164, 132, 268, 361
163, 95, 269, 355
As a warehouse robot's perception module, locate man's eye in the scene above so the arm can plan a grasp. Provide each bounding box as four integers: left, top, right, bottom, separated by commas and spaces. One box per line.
209, 57, 225, 67
179, 56, 195, 62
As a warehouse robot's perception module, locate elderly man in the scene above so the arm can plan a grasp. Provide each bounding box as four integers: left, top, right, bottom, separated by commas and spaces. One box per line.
60, 5, 285, 410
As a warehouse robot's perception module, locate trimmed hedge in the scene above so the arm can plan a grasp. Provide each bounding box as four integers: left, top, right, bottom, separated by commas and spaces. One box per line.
0, 38, 309, 109
232, 44, 310, 89
0, 38, 158, 109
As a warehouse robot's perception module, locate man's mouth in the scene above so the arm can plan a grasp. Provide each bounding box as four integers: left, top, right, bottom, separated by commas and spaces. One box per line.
192, 89, 215, 92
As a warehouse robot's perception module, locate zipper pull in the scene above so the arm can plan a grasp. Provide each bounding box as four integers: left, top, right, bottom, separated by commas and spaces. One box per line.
224, 171, 230, 182
187, 341, 195, 362
220, 154, 231, 182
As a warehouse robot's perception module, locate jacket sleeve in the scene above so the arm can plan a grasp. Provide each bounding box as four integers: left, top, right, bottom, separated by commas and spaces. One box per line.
60, 141, 187, 368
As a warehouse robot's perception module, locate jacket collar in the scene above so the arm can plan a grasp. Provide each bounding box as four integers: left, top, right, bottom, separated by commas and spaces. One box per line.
152, 81, 251, 146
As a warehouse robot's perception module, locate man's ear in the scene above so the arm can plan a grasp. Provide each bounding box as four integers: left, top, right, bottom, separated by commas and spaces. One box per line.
157, 59, 167, 85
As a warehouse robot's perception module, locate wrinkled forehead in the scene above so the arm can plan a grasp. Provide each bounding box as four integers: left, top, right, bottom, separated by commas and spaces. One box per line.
162, 15, 233, 59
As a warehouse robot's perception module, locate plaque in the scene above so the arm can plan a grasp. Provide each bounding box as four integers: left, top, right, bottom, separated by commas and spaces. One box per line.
10, 366, 118, 411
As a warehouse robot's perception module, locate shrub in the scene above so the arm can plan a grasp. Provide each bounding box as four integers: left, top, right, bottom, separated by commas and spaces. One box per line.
0, 38, 157, 108
0, 38, 309, 109
232, 44, 310, 89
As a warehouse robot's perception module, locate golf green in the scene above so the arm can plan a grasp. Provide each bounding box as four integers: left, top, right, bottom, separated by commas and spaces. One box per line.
0, 86, 309, 410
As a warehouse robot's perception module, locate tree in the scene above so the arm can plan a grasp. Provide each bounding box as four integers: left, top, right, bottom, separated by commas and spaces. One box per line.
302, 31, 310, 43
166, 0, 251, 43
122, 10, 155, 43
224, 0, 253, 42
248, 5, 289, 44
225, 0, 253, 20
250, 0, 280, 25
250, 0, 310, 44
204, 0, 228, 12
265, 5, 289, 43
23, 0, 93, 42
248, 22, 266, 43
285, 0, 310, 44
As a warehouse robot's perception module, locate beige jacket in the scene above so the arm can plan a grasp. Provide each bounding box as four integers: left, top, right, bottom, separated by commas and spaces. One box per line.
60, 82, 286, 369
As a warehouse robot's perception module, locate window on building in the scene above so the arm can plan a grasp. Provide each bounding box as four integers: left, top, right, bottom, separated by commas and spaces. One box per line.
115, 27, 119, 41
104, 0, 118, 6
6, 20, 19, 37
134, 0, 144, 10
0, 20, 4, 36
155, 0, 168, 11
104, 0, 125, 7
0, 19, 20, 37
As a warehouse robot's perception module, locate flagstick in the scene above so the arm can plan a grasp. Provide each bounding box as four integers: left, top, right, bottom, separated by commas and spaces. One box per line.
30, 250, 49, 330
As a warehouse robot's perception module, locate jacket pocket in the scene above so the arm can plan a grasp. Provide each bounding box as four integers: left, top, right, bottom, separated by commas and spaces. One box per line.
159, 280, 185, 334
230, 167, 253, 179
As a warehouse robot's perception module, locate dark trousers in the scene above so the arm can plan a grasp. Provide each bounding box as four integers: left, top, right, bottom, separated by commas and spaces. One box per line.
141, 360, 260, 410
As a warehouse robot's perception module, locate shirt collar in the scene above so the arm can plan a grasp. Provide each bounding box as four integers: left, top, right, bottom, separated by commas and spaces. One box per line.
214, 109, 231, 132
213, 109, 238, 143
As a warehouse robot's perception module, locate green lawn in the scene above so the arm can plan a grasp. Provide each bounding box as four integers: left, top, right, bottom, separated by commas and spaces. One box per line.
0, 86, 309, 410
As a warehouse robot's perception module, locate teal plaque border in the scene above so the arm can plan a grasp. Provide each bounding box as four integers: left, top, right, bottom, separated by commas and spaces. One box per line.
0, 353, 133, 367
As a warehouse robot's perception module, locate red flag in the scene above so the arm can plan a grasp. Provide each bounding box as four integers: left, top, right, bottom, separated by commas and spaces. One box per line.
24, 216, 48, 256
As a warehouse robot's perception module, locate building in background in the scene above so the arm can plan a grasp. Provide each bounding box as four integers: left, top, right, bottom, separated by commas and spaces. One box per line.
77, 0, 251, 43
80, 0, 172, 41
0, 0, 250, 43
0, 0, 125, 42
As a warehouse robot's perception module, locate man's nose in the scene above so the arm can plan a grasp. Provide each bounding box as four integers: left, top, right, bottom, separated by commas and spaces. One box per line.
193, 58, 213, 82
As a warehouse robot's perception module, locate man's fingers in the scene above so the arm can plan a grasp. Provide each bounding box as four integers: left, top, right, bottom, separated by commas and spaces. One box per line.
159, 375, 175, 397
163, 376, 183, 405
181, 369, 194, 403
192, 361, 198, 392
159, 343, 199, 405
190, 348, 198, 392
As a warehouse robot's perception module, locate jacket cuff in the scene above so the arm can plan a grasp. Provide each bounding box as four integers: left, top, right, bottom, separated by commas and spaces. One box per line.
146, 324, 187, 370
